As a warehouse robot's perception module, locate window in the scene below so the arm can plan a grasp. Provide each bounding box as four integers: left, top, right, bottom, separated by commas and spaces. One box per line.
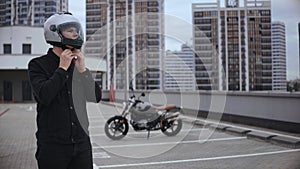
23, 44, 31, 54
3, 44, 12, 54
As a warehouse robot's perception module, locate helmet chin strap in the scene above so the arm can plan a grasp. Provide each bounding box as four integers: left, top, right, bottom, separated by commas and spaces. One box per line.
57, 33, 79, 51
61, 45, 75, 51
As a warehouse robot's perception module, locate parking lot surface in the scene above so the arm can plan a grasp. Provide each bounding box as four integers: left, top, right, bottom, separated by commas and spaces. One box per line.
0, 103, 299, 169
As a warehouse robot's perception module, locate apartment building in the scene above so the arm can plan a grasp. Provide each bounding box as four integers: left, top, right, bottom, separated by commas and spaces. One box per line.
0, 0, 68, 27
272, 21, 286, 91
192, 0, 272, 91
85, 0, 164, 90
299, 22, 300, 78
164, 44, 195, 91
0, 0, 68, 102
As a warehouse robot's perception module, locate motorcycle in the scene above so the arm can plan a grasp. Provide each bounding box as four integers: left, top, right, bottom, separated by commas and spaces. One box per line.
104, 88, 182, 140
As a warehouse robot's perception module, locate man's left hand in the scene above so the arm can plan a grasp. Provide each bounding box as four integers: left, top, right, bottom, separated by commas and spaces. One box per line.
72, 49, 86, 73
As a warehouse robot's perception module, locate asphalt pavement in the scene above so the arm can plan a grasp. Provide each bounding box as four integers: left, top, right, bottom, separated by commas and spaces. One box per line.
0, 102, 300, 169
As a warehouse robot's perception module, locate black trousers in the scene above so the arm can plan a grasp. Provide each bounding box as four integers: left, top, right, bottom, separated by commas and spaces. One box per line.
35, 141, 93, 169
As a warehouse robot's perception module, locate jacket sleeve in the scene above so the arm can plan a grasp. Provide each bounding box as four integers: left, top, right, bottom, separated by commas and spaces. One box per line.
28, 59, 69, 105
77, 69, 102, 103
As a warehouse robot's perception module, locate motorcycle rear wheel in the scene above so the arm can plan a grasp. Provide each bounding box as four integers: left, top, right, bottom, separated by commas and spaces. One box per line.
161, 118, 182, 136
105, 116, 129, 140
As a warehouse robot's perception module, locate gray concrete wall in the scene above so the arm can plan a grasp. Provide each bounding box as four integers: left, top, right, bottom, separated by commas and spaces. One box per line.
103, 90, 300, 124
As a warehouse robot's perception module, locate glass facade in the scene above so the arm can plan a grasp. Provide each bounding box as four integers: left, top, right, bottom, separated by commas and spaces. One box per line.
0, 0, 68, 27
272, 22, 286, 91
193, 0, 272, 91
85, 0, 164, 90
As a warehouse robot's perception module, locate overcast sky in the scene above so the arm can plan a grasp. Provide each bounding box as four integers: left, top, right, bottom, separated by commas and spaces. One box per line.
69, 0, 300, 80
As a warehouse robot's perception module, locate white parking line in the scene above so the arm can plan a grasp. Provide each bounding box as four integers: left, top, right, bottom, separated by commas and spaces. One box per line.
89, 120, 106, 123
185, 116, 300, 140
89, 116, 103, 119
96, 149, 300, 168
90, 128, 208, 137
93, 152, 111, 159
90, 126, 104, 129
93, 137, 246, 149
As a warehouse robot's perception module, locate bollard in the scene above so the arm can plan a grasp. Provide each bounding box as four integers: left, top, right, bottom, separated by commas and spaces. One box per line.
109, 84, 114, 102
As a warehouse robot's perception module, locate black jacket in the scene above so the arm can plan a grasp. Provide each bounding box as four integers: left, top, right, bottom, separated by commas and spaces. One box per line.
28, 48, 101, 144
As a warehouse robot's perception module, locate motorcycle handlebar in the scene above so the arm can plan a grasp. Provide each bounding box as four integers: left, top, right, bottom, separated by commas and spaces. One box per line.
128, 96, 143, 104
128, 93, 145, 103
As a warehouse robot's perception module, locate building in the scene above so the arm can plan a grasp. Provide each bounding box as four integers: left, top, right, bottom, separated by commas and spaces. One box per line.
271, 21, 286, 91
0, 1, 106, 102
164, 44, 195, 91
85, 0, 165, 90
299, 22, 300, 78
0, 26, 105, 102
0, 0, 68, 102
0, 0, 68, 27
192, 0, 272, 91
0, 26, 50, 102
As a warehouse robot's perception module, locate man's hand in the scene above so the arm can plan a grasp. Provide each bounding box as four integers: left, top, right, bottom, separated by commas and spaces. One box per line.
59, 49, 74, 71
72, 49, 86, 73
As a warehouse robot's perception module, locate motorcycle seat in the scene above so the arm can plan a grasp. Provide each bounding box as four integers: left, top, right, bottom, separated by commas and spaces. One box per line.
153, 104, 177, 110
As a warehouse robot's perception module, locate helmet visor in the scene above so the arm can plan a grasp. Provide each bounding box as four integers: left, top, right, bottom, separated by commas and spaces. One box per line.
57, 22, 83, 39
57, 22, 84, 49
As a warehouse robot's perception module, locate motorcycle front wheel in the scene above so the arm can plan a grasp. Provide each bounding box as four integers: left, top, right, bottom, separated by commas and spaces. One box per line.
104, 116, 129, 140
161, 118, 182, 136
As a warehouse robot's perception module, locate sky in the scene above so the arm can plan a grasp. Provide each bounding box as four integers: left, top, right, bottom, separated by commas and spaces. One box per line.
69, 0, 300, 80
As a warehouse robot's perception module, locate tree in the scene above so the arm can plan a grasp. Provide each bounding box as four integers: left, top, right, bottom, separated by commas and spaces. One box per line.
287, 79, 300, 92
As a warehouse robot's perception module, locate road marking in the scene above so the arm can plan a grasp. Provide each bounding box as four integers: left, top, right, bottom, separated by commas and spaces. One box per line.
89, 120, 106, 123
89, 116, 103, 119
0, 108, 10, 117
93, 163, 99, 169
93, 137, 246, 149
90, 125, 104, 129
93, 152, 111, 159
96, 149, 300, 168
185, 116, 300, 140
90, 128, 208, 137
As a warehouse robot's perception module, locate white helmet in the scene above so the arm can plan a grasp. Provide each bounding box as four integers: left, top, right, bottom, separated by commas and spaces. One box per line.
44, 12, 84, 49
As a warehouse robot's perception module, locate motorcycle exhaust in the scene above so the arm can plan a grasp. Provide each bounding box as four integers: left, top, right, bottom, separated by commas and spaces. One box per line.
165, 112, 180, 121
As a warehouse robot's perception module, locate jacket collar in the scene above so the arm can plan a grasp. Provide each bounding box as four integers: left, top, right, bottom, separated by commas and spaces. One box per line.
47, 48, 60, 63
47, 48, 75, 71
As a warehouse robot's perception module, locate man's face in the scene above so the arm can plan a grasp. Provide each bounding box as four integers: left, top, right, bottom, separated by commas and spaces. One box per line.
61, 27, 78, 40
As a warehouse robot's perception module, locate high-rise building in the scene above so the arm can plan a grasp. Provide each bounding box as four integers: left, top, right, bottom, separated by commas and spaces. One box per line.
85, 0, 164, 90
298, 22, 300, 78
271, 21, 286, 91
0, 0, 68, 27
164, 44, 195, 91
192, 0, 272, 91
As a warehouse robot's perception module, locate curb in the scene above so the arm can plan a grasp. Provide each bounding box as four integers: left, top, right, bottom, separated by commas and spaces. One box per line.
246, 131, 276, 142
100, 102, 300, 149
269, 136, 300, 149
193, 120, 211, 127
192, 119, 300, 149
225, 127, 251, 136
208, 124, 231, 131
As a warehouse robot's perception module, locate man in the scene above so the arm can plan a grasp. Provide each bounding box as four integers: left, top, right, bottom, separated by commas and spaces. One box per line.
28, 12, 101, 169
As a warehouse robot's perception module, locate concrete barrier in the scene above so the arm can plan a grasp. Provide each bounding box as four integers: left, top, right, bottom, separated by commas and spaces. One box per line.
101, 90, 300, 133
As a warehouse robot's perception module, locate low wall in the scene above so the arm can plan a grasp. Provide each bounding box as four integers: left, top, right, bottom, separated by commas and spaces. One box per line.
102, 90, 300, 133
